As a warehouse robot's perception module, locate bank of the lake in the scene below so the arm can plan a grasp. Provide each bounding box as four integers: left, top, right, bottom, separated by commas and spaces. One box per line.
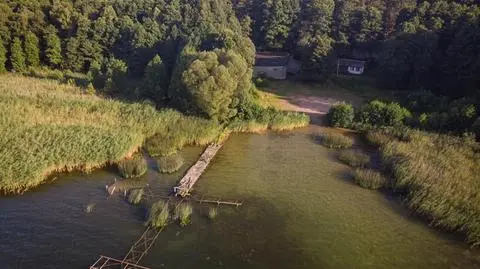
1, 128, 479, 269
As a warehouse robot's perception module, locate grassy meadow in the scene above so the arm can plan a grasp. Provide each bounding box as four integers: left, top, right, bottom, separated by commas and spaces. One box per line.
368, 129, 480, 245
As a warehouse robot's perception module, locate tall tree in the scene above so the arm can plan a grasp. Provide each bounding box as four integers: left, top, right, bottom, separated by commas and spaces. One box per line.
10, 37, 26, 72
142, 55, 168, 102
24, 31, 40, 67
44, 26, 62, 67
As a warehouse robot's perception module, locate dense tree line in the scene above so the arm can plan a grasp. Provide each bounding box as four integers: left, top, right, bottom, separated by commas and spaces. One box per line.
0, 0, 479, 121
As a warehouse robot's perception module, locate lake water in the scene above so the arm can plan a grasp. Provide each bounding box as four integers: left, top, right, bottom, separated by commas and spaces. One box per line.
1, 126, 479, 269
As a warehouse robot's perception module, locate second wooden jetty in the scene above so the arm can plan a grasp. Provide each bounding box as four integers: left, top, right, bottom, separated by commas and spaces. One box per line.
174, 143, 223, 197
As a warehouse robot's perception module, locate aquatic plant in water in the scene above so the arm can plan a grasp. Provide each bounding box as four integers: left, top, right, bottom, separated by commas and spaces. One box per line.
117, 156, 148, 179
127, 189, 144, 205
207, 207, 218, 220
353, 169, 385, 190
147, 201, 170, 229
319, 132, 353, 149
175, 203, 193, 227
157, 153, 184, 173
338, 149, 370, 167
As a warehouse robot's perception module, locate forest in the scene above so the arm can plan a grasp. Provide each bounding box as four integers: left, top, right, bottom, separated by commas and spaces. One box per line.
0, 0, 479, 121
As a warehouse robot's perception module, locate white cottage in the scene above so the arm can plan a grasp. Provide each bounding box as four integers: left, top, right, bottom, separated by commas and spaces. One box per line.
253, 52, 290, 80
336, 58, 366, 76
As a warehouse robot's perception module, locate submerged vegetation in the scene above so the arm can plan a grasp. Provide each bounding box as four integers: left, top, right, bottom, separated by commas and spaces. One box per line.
157, 153, 184, 174
319, 133, 354, 149
338, 150, 370, 168
207, 207, 218, 220
117, 156, 147, 179
353, 169, 386, 190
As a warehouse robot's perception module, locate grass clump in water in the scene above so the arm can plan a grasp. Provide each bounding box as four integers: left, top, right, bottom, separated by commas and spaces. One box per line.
319, 132, 353, 149
354, 169, 386, 190
338, 149, 370, 167
175, 203, 193, 227
146, 201, 170, 229
207, 207, 218, 220
127, 189, 144, 205
157, 153, 184, 173
117, 156, 147, 179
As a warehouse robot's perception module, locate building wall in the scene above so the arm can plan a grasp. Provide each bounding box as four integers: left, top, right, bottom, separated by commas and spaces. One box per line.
253, 66, 287, 80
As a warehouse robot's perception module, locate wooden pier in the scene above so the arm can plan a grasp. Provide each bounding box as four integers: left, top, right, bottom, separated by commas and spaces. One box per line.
174, 144, 223, 197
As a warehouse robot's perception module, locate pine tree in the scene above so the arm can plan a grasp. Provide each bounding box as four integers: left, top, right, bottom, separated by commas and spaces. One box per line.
0, 41, 6, 73
44, 26, 62, 67
64, 37, 82, 71
10, 37, 26, 72
24, 31, 40, 67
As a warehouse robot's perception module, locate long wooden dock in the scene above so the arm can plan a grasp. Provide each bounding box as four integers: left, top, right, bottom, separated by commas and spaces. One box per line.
174, 144, 223, 197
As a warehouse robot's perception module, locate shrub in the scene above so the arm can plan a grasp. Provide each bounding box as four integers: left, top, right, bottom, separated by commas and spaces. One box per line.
338, 149, 370, 167
146, 201, 170, 228
117, 156, 148, 179
354, 169, 386, 190
175, 203, 193, 227
157, 153, 184, 173
319, 133, 353, 149
357, 100, 411, 127
253, 77, 270, 88
127, 189, 144, 205
473, 117, 480, 139
207, 207, 218, 220
327, 102, 354, 128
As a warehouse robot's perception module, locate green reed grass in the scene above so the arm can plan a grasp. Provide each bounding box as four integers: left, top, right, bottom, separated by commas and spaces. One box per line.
338, 149, 370, 167
353, 169, 386, 190
175, 203, 193, 227
370, 128, 480, 246
319, 133, 354, 149
157, 153, 184, 173
127, 189, 144, 205
208, 207, 218, 220
117, 156, 148, 179
0, 74, 222, 194
146, 200, 170, 229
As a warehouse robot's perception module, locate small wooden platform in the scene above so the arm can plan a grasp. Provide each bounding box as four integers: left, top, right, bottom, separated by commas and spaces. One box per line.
174, 144, 223, 197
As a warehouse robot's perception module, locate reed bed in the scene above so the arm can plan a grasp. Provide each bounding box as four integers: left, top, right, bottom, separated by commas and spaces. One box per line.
318, 133, 354, 149
338, 149, 370, 167
127, 189, 144, 205
157, 153, 184, 173
353, 169, 386, 190
0, 74, 219, 194
146, 200, 170, 229
117, 156, 148, 179
175, 203, 193, 227
369, 128, 480, 246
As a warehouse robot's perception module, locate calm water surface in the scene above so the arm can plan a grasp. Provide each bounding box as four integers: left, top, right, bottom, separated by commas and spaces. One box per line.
1, 126, 479, 269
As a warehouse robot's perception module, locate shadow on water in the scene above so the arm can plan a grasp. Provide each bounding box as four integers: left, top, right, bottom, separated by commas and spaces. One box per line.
143, 195, 313, 269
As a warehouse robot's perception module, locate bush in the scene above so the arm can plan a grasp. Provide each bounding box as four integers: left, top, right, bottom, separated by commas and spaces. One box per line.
127, 189, 144, 205
157, 153, 184, 173
354, 169, 386, 190
357, 100, 411, 127
253, 77, 270, 88
319, 133, 353, 149
473, 117, 480, 139
146, 201, 170, 228
338, 149, 370, 167
327, 102, 354, 128
175, 203, 193, 227
117, 156, 148, 179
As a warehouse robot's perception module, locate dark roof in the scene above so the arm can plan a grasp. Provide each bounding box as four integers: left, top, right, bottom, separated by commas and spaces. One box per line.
255, 52, 289, 67
338, 58, 366, 68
